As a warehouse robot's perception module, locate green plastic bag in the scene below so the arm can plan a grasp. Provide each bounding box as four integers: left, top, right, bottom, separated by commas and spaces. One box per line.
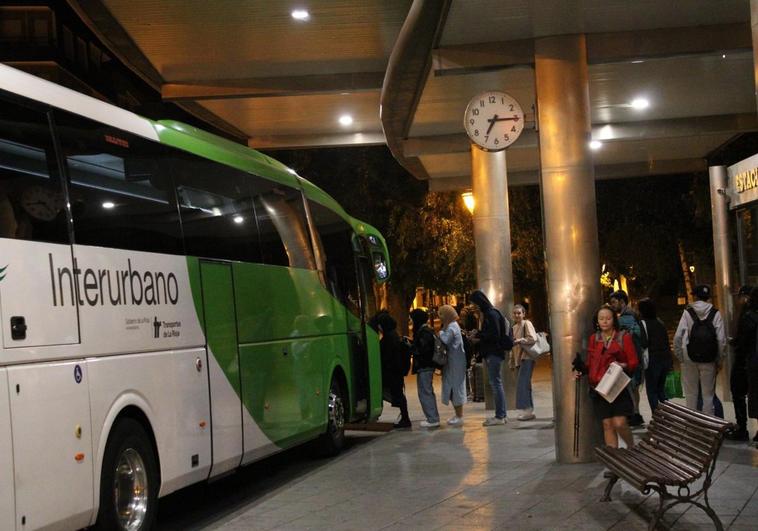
665, 370, 684, 399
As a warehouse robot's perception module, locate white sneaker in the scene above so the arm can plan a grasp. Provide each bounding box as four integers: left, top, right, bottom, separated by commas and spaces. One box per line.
420, 420, 440, 428
517, 411, 536, 421
447, 416, 464, 426
482, 416, 506, 426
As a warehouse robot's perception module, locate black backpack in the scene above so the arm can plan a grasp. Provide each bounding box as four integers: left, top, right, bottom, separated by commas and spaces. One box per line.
686, 307, 719, 363
398, 336, 412, 375
494, 309, 514, 352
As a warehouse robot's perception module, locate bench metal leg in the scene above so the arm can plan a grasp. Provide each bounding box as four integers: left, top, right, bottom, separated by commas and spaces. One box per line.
600, 472, 618, 502
645, 484, 725, 531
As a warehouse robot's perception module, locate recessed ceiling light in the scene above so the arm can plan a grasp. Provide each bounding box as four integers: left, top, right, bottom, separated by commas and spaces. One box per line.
589, 140, 602, 150
338, 114, 353, 126
630, 98, 649, 110
291, 9, 310, 21
721, 53, 727, 59
233, 215, 244, 224
102, 201, 115, 209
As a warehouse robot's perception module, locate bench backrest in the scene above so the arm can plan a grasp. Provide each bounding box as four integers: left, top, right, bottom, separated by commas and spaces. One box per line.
644, 401, 732, 477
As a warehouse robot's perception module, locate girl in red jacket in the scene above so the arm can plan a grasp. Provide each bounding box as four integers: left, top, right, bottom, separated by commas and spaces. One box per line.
574, 304, 639, 448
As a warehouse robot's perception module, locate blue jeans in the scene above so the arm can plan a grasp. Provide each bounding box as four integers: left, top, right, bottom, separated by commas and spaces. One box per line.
516, 358, 534, 410
486, 355, 507, 419
417, 369, 439, 423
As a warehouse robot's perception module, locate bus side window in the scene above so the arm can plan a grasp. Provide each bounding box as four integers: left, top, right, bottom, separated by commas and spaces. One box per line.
171, 154, 261, 263
306, 199, 360, 317
253, 185, 316, 270
53, 110, 183, 255
0, 96, 69, 244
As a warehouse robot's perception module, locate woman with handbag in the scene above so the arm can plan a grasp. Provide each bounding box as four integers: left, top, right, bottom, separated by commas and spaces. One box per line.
439, 305, 467, 426
512, 304, 538, 421
572, 304, 639, 448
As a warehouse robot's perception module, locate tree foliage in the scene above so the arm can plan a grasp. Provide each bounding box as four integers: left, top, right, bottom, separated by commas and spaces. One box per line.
595, 173, 712, 298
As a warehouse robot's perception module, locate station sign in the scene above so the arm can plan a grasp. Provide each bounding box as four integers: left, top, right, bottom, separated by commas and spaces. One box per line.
728, 153, 758, 210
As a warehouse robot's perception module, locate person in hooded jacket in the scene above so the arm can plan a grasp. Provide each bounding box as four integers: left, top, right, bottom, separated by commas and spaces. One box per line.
410, 308, 440, 428
638, 298, 672, 412
469, 290, 511, 426
370, 310, 411, 429
673, 284, 726, 416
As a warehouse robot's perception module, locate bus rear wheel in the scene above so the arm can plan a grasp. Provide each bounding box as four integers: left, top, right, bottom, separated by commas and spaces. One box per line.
316, 377, 346, 456
95, 417, 159, 531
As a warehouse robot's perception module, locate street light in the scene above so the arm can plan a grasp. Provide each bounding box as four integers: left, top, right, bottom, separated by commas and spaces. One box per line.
462, 191, 475, 214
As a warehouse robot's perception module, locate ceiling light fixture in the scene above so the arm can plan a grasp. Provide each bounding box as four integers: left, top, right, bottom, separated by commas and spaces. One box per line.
589, 140, 602, 150
630, 98, 649, 110
102, 201, 115, 209
233, 215, 244, 224
338, 114, 353, 126
291, 9, 310, 21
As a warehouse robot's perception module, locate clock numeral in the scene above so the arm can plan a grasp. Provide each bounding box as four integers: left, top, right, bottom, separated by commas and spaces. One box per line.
494, 138, 499, 145
474, 129, 479, 136
489, 96, 496, 103
511, 126, 517, 132
469, 119, 475, 125
484, 135, 489, 142
509, 104, 514, 111
472, 108, 479, 116
504, 134, 510, 141
479, 100, 485, 107
501, 97, 504, 105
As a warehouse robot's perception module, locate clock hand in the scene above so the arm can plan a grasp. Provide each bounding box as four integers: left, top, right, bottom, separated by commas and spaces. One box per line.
486, 114, 498, 135
493, 115, 520, 123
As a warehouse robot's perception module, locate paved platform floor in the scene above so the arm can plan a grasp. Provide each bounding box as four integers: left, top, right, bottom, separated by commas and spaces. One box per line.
158, 360, 757, 530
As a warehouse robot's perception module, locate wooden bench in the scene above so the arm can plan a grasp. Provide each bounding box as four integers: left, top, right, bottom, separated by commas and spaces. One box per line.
595, 400, 734, 531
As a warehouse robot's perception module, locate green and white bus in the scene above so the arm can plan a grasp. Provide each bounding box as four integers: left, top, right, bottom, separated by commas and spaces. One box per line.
0, 64, 390, 531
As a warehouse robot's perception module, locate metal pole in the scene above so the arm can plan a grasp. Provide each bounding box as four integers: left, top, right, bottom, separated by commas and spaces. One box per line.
709, 165, 734, 402
471, 145, 517, 411
535, 34, 602, 463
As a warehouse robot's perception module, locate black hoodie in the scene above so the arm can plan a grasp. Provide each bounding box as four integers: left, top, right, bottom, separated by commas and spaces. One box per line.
470, 290, 511, 359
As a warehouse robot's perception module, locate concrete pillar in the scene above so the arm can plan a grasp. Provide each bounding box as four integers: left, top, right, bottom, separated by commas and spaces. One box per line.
471, 146, 517, 411
535, 35, 602, 463
709, 166, 734, 401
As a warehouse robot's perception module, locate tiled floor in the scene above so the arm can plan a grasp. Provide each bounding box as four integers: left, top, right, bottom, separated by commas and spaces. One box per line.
164, 360, 758, 530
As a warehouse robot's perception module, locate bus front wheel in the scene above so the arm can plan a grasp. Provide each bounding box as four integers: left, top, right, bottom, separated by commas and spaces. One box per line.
316, 377, 346, 456
95, 417, 159, 531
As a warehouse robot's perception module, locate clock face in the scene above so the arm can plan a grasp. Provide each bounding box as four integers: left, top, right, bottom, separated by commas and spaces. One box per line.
463, 91, 525, 151
21, 185, 63, 221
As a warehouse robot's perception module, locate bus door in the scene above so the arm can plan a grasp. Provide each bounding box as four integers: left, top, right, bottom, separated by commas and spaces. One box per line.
0, 97, 79, 349
199, 261, 244, 477
352, 238, 384, 420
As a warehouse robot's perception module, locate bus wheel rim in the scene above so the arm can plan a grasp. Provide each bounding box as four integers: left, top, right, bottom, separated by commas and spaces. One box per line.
328, 389, 345, 432
114, 447, 149, 531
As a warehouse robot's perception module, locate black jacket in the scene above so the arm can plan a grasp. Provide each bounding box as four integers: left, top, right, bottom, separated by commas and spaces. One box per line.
641, 318, 672, 369
412, 324, 437, 372
470, 290, 510, 359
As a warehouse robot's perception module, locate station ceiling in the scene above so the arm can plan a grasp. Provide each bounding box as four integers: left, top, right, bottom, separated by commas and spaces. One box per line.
69, 0, 758, 189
